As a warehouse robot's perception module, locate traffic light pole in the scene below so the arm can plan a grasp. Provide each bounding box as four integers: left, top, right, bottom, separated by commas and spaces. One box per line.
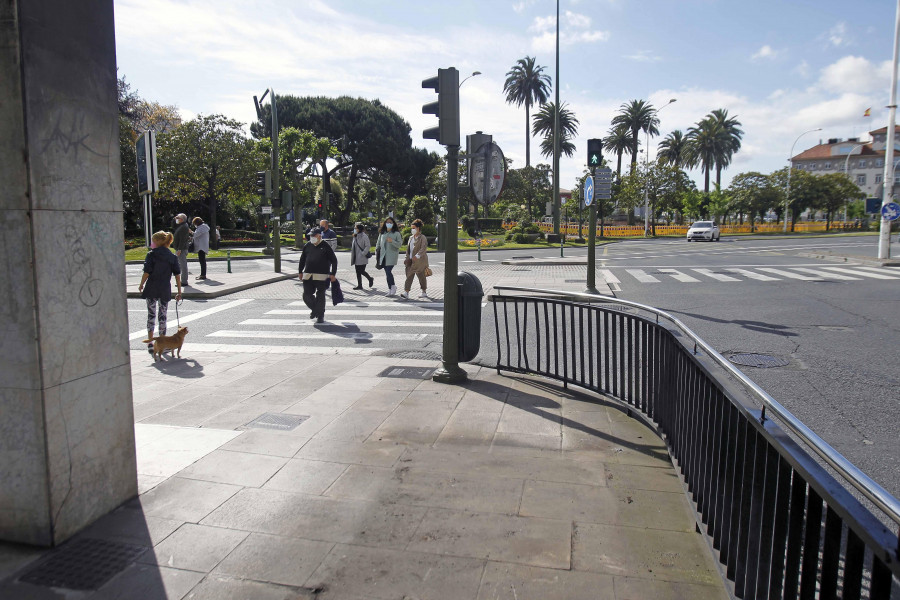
271, 89, 281, 273
586, 166, 599, 295
433, 144, 467, 384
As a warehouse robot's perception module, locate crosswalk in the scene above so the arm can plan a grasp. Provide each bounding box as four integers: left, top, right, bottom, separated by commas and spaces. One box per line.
191, 298, 445, 356
600, 265, 900, 285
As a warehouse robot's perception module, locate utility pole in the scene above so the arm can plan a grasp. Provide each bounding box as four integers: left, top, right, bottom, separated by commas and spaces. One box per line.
879, 0, 900, 259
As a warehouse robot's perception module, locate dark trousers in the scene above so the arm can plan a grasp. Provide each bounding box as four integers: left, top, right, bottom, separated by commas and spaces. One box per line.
198, 250, 207, 278
355, 264, 372, 287
302, 279, 329, 318
383, 265, 395, 288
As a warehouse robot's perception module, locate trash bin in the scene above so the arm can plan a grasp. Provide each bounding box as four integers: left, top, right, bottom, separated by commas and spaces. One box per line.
458, 271, 484, 362
437, 222, 447, 252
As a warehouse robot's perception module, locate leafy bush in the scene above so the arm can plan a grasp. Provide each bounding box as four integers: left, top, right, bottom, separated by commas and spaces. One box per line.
513, 233, 528, 244
280, 221, 296, 234
401, 224, 437, 240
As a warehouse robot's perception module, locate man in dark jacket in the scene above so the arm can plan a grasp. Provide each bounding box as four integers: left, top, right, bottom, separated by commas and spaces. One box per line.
298, 227, 338, 323
172, 213, 191, 286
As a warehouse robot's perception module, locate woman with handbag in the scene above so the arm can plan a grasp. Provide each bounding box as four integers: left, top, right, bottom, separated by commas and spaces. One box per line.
375, 216, 403, 296
400, 218, 430, 300
350, 223, 374, 290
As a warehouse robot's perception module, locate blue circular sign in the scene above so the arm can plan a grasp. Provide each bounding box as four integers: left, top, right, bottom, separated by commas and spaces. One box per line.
584, 175, 594, 207
882, 201, 900, 221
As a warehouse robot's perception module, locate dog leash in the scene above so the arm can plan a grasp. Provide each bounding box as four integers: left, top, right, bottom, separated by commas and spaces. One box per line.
175, 297, 182, 328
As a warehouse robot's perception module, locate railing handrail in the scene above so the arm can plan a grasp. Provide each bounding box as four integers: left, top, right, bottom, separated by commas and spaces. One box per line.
491, 285, 900, 527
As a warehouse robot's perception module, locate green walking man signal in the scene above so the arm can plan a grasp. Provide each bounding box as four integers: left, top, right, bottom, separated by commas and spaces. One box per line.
587, 138, 603, 167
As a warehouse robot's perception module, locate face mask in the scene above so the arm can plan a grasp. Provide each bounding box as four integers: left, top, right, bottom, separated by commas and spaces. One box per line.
386, 223, 393, 230
411, 228, 419, 236
312, 237, 322, 245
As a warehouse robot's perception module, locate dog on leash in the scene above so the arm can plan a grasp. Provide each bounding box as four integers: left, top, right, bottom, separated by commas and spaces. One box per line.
142, 327, 189, 361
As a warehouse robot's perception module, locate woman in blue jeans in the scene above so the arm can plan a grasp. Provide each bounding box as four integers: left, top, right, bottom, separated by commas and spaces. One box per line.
375, 216, 403, 296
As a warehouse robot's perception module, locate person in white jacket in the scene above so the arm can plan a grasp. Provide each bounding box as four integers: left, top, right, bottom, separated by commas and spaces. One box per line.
191, 217, 210, 280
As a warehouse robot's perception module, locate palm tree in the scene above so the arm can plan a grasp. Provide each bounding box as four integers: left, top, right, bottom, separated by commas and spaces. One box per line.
685, 116, 721, 194
503, 56, 552, 167
604, 125, 631, 179
610, 99, 659, 171
657, 130, 689, 170
708, 109, 743, 188
532, 101, 580, 159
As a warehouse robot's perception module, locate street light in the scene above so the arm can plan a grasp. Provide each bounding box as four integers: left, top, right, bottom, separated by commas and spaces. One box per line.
784, 127, 822, 233
459, 71, 482, 87
644, 98, 676, 236
842, 143, 866, 223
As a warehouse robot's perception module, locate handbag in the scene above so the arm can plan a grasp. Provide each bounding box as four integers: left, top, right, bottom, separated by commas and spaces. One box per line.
330, 278, 344, 305
356, 237, 372, 259
404, 258, 412, 267
424, 267, 433, 277
375, 247, 383, 269
188, 238, 195, 253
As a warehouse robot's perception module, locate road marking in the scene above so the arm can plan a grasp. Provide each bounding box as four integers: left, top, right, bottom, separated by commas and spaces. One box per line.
821, 266, 900, 280
182, 343, 380, 355
208, 330, 431, 341
287, 301, 445, 308
598, 269, 620, 284
790, 267, 860, 280
692, 268, 740, 282
756, 268, 822, 281
239, 318, 444, 327
267, 309, 441, 317
724, 268, 780, 281
129, 299, 254, 340
852, 266, 900, 278
658, 268, 700, 282
626, 269, 659, 283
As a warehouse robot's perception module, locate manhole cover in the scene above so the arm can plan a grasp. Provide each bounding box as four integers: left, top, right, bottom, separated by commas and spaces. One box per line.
245, 413, 309, 431
377, 366, 436, 379
727, 353, 789, 368
19, 538, 147, 590
384, 350, 443, 361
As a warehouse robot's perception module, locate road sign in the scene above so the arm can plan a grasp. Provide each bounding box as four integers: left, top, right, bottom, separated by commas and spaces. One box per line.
136, 130, 159, 196
882, 201, 900, 221
471, 141, 506, 205
596, 194, 612, 200
584, 175, 594, 207
261, 205, 273, 214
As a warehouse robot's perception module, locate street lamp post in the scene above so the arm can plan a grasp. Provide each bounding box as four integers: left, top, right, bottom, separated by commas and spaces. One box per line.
459, 71, 481, 87
784, 128, 822, 233
644, 99, 676, 236
842, 143, 865, 223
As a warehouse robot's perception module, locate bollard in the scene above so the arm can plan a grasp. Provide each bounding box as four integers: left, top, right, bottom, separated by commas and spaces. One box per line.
560, 235, 564, 258
227, 250, 232, 273
477, 237, 482, 262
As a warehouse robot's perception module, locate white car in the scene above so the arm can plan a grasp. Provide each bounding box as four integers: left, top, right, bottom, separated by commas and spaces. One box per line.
686, 221, 720, 242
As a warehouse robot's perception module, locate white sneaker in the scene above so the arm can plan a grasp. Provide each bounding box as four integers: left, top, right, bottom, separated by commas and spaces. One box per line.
388, 285, 397, 296
399, 291, 409, 299
419, 292, 429, 300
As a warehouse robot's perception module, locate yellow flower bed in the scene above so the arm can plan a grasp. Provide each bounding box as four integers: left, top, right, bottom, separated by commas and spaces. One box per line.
460, 238, 504, 247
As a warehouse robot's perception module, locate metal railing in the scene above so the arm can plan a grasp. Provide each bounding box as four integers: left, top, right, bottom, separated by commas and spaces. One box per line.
490, 286, 899, 599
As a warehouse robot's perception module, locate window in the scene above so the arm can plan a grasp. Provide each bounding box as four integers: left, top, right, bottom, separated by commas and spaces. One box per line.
876, 174, 883, 184
858, 160, 867, 168
877, 159, 884, 167
857, 174, 867, 186
824, 163, 831, 170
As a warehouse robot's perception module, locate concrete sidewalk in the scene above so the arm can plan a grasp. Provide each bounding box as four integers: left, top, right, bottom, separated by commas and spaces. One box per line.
0, 350, 726, 599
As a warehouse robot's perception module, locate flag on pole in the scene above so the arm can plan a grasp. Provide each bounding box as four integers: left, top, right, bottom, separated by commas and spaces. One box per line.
863, 108, 872, 117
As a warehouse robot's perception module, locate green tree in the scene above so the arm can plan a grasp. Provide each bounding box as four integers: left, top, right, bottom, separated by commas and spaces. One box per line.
405, 195, 436, 226
681, 189, 706, 220
815, 172, 865, 230
769, 167, 818, 231
603, 125, 631, 179
503, 56, 552, 167
657, 130, 689, 170
156, 114, 260, 246
503, 164, 552, 220
728, 171, 780, 230
707, 185, 732, 224
611, 99, 659, 171
685, 116, 720, 194
708, 109, 743, 189
532, 102, 579, 159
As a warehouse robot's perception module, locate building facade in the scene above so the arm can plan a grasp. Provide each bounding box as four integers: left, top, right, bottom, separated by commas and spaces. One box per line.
789, 126, 900, 199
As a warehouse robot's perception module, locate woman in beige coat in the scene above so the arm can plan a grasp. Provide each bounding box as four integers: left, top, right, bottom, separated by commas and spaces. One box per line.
399, 218, 429, 300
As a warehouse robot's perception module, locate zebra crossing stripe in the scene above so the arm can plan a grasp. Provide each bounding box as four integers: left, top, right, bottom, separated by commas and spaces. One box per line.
756, 268, 822, 281
850, 266, 900, 278
790, 267, 860, 280
598, 269, 620, 284
724, 268, 780, 281
239, 318, 444, 327
821, 266, 900, 280
286, 301, 445, 308
182, 343, 380, 355
692, 268, 740, 282
626, 269, 659, 283
267, 309, 441, 317
208, 330, 432, 341
657, 268, 700, 282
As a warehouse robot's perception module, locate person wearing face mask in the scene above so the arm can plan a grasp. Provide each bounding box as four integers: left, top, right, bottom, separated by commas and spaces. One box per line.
298, 226, 338, 323
350, 223, 374, 290
400, 218, 429, 300
375, 216, 403, 296
172, 213, 191, 286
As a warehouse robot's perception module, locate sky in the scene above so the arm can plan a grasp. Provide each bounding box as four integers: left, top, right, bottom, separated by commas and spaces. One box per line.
114, 0, 899, 193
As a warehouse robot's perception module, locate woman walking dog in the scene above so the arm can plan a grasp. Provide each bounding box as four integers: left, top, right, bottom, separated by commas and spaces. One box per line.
138, 231, 182, 354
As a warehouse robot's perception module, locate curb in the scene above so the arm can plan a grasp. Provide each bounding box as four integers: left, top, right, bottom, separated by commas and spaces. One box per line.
126, 273, 297, 299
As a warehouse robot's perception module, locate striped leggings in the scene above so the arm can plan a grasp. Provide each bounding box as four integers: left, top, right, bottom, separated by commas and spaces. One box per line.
146, 298, 169, 337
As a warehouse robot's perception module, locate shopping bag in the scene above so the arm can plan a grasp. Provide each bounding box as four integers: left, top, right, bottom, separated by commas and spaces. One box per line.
330, 278, 344, 305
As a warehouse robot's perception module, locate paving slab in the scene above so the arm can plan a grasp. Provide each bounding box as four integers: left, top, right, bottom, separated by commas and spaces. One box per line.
212, 533, 334, 588
137, 523, 248, 572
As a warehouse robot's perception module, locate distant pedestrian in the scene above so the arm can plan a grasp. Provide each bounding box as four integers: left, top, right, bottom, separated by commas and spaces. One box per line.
172, 213, 190, 286
138, 231, 182, 355
298, 226, 338, 323
375, 216, 402, 296
215, 225, 221, 244
350, 223, 374, 290
400, 218, 429, 300
192, 217, 210, 280
319, 219, 338, 250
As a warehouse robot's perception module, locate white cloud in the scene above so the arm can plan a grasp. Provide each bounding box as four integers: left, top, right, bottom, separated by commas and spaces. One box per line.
751, 45, 778, 61
793, 60, 811, 78
529, 11, 609, 53
817, 55, 893, 95
828, 22, 850, 47
624, 50, 662, 63
513, 0, 539, 14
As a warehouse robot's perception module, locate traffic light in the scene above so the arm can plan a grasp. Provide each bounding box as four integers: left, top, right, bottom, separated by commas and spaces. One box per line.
587, 139, 603, 168
255, 170, 272, 198
422, 67, 460, 146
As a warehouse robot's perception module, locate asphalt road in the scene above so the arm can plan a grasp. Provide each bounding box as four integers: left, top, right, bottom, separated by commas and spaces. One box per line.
127, 234, 900, 502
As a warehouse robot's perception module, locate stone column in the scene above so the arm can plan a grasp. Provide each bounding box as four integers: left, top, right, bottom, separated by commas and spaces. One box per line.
0, 0, 137, 546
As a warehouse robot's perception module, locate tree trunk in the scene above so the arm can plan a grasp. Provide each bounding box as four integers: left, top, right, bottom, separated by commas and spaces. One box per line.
320, 159, 331, 223
630, 128, 639, 171
209, 196, 218, 250
344, 161, 359, 226
616, 151, 623, 179
716, 164, 722, 190
704, 167, 710, 194
525, 103, 531, 168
